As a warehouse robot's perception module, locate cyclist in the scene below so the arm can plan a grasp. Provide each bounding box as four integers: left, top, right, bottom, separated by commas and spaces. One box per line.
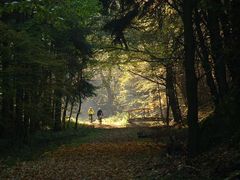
97, 108, 103, 125
88, 107, 95, 123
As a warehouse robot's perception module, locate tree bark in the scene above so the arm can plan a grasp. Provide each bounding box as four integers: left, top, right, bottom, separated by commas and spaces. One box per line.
166, 64, 182, 124
157, 83, 164, 120
206, 4, 228, 99
23, 89, 30, 142
15, 86, 24, 141
54, 88, 62, 131
29, 90, 39, 134
1, 52, 14, 137
62, 96, 69, 129
68, 100, 74, 127
228, 1, 240, 88
195, 10, 219, 105
75, 98, 82, 129
183, 0, 199, 156
166, 96, 170, 126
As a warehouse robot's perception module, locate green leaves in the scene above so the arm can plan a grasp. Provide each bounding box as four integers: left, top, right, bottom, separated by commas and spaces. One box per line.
0, 0, 101, 136
1, 0, 101, 29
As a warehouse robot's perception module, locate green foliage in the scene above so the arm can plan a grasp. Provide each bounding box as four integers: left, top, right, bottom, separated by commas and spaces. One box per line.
0, 0, 101, 139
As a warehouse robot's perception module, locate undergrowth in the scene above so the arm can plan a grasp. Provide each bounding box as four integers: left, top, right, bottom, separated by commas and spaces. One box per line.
0, 124, 100, 166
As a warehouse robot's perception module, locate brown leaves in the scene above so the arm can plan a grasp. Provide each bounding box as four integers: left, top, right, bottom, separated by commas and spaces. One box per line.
1, 141, 163, 179
2, 127, 237, 179
51, 142, 161, 158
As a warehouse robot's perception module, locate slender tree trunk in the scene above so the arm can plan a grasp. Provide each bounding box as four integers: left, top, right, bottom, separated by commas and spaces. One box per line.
166, 64, 182, 124
157, 83, 164, 120
214, 0, 240, 89
207, 7, 228, 99
106, 86, 114, 115
183, 0, 199, 156
1, 59, 14, 137
54, 89, 62, 131
228, 1, 240, 88
29, 89, 40, 134
62, 96, 69, 129
53, 73, 62, 131
51, 97, 55, 128
1, 83, 14, 137
195, 10, 219, 105
15, 86, 24, 141
166, 96, 170, 126
23, 89, 30, 142
68, 100, 74, 127
75, 98, 82, 129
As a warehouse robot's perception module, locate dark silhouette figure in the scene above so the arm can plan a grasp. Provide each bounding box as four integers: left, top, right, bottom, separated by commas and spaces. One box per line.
97, 108, 103, 124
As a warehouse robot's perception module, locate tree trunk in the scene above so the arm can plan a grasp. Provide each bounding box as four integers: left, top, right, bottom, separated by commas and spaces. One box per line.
62, 96, 69, 129
75, 98, 82, 129
53, 74, 62, 131
54, 90, 62, 131
166, 64, 182, 124
207, 6, 228, 99
228, 1, 240, 88
183, 0, 199, 156
1, 58, 14, 137
23, 89, 30, 142
166, 96, 170, 126
195, 10, 219, 105
68, 100, 74, 127
157, 83, 164, 120
29, 90, 38, 134
15, 86, 24, 141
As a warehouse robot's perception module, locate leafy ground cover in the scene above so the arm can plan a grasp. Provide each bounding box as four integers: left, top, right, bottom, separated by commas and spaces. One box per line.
0, 124, 239, 179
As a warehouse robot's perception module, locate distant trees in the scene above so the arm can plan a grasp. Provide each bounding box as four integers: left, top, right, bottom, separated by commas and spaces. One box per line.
0, 0, 99, 141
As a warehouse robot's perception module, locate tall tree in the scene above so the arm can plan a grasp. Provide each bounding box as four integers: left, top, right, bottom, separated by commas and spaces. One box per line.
165, 63, 182, 124
183, 0, 199, 156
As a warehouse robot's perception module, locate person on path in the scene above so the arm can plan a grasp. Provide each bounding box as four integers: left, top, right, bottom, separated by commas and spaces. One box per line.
97, 108, 103, 125
88, 107, 95, 123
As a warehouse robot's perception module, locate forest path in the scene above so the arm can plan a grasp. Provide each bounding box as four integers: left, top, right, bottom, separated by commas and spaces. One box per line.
1, 126, 166, 179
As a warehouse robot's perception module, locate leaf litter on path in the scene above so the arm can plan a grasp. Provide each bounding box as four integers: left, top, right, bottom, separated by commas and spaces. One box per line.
1, 128, 166, 180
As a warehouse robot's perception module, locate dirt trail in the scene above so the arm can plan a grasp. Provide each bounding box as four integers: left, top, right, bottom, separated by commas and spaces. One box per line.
1, 127, 165, 180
